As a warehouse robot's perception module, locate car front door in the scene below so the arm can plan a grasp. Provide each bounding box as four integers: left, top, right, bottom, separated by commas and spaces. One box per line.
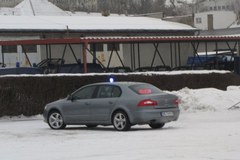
89, 85, 122, 122
63, 85, 97, 123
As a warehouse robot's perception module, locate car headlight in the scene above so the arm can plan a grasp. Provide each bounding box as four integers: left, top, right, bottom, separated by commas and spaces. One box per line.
44, 105, 49, 110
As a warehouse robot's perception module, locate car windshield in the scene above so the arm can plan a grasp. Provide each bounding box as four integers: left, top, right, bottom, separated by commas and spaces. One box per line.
129, 84, 161, 95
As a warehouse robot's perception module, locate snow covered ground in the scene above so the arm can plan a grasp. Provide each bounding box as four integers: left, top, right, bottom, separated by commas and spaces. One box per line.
0, 86, 240, 160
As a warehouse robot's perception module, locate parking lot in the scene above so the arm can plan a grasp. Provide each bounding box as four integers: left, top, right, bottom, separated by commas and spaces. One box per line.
0, 111, 240, 160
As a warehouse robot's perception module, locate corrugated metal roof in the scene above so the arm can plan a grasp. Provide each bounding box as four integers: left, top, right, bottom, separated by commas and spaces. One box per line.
0, 35, 240, 46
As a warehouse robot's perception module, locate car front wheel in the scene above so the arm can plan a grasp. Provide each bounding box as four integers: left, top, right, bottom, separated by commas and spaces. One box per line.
112, 111, 131, 131
48, 111, 66, 129
149, 123, 165, 129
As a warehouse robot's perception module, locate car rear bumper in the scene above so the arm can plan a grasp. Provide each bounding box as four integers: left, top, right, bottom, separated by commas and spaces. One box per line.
131, 107, 180, 124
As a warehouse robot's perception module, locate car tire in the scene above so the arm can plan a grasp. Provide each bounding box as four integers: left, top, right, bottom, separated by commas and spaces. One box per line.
48, 111, 66, 129
112, 111, 131, 131
149, 123, 165, 129
86, 125, 98, 128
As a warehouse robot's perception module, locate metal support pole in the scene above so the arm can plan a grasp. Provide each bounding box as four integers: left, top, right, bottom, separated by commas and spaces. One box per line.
46, 44, 49, 60
1, 46, 5, 67
226, 41, 237, 62
130, 44, 133, 69
113, 44, 125, 67
178, 42, 181, 66
137, 43, 140, 69
215, 41, 218, 69
238, 41, 240, 56
150, 43, 158, 67
170, 42, 173, 68
205, 41, 208, 59
92, 43, 97, 64
61, 44, 67, 61
131, 43, 136, 70
83, 42, 88, 73
68, 44, 78, 63
191, 42, 201, 67
107, 49, 114, 69
21, 45, 32, 67
133, 43, 136, 70
49, 44, 52, 60
174, 42, 177, 67
86, 48, 105, 68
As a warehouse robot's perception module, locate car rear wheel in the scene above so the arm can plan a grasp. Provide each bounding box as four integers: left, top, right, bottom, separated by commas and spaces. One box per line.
149, 123, 165, 129
112, 111, 131, 131
48, 111, 66, 129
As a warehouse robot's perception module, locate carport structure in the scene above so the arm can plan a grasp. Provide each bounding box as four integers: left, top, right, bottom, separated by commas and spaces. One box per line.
0, 35, 240, 73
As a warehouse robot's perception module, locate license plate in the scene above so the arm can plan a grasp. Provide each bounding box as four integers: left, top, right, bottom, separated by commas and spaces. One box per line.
161, 112, 174, 117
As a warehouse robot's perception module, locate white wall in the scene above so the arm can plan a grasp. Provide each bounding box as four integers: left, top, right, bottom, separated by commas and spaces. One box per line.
194, 11, 236, 30
0, 36, 41, 68
40, 44, 83, 64
40, 43, 124, 67
90, 44, 123, 67
123, 43, 193, 70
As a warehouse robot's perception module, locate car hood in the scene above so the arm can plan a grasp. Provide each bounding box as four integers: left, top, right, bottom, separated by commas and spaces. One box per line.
47, 98, 67, 107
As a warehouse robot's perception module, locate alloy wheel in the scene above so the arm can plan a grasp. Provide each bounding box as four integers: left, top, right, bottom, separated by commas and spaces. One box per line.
48, 112, 66, 129
113, 111, 130, 131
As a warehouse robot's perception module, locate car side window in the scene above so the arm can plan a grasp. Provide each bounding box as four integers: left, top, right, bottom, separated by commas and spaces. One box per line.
112, 86, 121, 97
96, 85, 121, 98
73, 86, 96, 100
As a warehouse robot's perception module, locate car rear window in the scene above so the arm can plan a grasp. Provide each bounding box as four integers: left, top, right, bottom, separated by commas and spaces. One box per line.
129, 84, 161, 95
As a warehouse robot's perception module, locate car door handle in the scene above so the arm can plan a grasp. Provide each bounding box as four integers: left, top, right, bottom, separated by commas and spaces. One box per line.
85, 102, 90, 105
109, 101, 114, 105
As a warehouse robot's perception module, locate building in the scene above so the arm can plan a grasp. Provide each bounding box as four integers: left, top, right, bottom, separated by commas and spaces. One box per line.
196, 0, 236, 13
0, 0, 21, 7
0, 0, 69, 16
194, 11, 236, 30
193, 0, 238, 30
0, 0, 198, 71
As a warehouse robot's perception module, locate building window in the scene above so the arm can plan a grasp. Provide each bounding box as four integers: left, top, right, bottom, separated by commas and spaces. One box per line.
218, 6, 221, 10
222, 6, 226, 10
22, 45, 37, 53
107, 43, 120, 51
214, 6, 217, 10
209, 7, 213, 11
2, 45, 17, 53
90, 43, 103, 52
196, 17, 202, 24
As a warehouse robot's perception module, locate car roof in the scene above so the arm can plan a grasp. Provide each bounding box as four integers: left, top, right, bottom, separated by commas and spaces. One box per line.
89, 81, 148, 87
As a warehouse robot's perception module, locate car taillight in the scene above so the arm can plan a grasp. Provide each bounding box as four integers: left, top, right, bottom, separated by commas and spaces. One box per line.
173, 99, 180, 105
138, 99, 158, 107
138, 89, 152, 94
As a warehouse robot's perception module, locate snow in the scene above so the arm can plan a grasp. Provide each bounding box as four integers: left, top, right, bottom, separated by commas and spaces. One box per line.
0, 70, 231, 78
0, 15, 196, 31
0, 0, 197, 32
171, 86, 240, 112
0, 85, 240, 160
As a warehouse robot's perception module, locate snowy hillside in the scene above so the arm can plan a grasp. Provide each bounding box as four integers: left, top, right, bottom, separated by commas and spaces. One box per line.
15, 0, 69, 16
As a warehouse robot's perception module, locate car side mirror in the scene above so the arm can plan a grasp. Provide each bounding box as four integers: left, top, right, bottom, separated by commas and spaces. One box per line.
67, 94, 73, 101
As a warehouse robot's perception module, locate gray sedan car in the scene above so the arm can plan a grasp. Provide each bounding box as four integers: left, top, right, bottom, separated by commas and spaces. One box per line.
43, 82, 180, 131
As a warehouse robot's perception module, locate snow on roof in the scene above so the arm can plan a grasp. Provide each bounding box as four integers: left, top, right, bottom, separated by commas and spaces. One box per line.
229, 20, 240, 29
14, 0, 69, 16
0, 15, 196, 32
